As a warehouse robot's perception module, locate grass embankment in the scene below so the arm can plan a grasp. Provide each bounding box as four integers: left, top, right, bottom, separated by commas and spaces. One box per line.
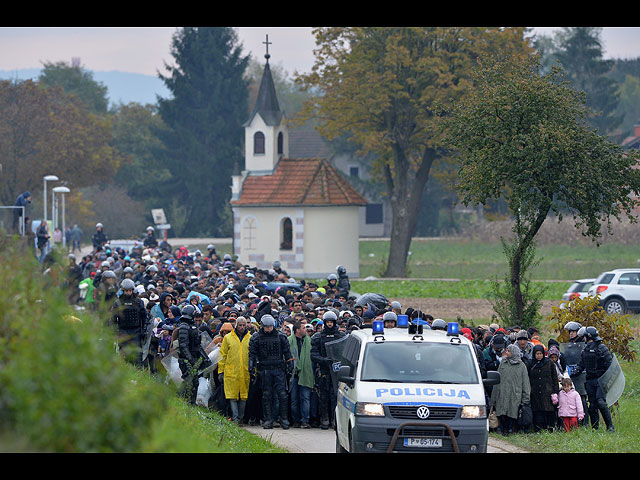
0, 238, 283, 453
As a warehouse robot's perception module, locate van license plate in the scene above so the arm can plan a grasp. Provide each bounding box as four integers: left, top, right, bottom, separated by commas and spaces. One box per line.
403, 437, 442, 448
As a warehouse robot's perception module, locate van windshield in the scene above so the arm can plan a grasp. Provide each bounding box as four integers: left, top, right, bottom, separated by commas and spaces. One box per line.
360, 341, 479, 384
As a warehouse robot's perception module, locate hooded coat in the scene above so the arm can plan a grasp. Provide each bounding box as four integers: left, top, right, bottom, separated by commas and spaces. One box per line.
490, 344, 531, 419
150, 292, 171, 321
528, 344, 559, 412
218, 327, 252, 401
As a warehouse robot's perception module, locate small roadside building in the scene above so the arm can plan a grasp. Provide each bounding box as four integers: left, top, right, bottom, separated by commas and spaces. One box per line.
230, 50, 367, 278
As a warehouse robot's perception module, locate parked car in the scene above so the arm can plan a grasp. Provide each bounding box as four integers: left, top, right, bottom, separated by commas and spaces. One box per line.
587, 269, 640, 314
562, 278, 595, 302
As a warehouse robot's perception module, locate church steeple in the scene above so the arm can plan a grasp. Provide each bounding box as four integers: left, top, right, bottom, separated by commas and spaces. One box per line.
245, 35, 283, 127
243, 34, 288, 173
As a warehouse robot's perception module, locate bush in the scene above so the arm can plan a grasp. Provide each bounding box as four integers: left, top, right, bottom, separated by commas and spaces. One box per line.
547, 295, 637, 362
0, 239, 168, 452
487, 238, 547, 329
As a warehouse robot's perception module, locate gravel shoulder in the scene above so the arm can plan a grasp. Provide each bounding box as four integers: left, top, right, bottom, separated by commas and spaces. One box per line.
242, 424, 528, 453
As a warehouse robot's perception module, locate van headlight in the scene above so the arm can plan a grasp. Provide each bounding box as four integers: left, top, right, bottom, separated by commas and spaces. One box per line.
461, 405, 486, 419
356, 402, 385, 416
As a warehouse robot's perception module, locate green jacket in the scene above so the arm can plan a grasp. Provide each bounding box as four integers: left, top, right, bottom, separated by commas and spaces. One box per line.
490, 358, 531, 419
288, 333, 314, 389
79, 277, 95, 304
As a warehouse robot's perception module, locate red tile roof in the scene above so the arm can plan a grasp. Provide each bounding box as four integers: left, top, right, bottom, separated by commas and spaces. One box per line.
231, 158, 368, 207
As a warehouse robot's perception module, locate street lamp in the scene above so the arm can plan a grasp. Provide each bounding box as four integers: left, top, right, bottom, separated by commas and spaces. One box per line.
43, 175, 59, 223
52, 186, 70, 249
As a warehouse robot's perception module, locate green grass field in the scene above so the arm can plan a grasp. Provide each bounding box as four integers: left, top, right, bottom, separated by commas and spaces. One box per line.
359, 238, 640, 280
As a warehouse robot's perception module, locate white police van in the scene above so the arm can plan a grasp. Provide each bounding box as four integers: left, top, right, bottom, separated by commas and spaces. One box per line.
335, 319, 499, 453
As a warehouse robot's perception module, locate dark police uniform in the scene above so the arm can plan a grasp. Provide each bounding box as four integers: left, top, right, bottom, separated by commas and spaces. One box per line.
248, 317, 293, 429
571, 328, 614, 431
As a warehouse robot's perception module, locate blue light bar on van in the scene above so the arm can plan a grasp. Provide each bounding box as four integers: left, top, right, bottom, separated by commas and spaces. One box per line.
372, 320, 384, 334
397, 315, 409, 328
447, 322, 460, 336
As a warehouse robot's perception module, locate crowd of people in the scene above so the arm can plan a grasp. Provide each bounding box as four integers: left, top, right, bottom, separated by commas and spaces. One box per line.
54, 222, 615, 435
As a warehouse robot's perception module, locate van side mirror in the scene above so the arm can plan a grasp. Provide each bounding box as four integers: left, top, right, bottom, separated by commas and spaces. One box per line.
338, 365, 355, 387
483, 370, 500, 387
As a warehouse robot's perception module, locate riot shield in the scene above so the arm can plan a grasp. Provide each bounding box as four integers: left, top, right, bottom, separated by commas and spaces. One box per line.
141, 317, 155, 362
324, 335, 349, 391
200, 330, 212, 348
559, 342, 587, 396
598, 354, 625, 406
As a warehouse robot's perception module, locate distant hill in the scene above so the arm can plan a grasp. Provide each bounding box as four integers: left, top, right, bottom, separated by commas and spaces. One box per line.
0, 68, 171, 107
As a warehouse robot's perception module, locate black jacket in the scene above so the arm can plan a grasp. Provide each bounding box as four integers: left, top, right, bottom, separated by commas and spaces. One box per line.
573, 340, 612, 380
528, 347, 560, 412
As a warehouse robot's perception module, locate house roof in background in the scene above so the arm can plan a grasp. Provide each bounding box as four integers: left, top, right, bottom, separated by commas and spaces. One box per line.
288, 123, 331, 159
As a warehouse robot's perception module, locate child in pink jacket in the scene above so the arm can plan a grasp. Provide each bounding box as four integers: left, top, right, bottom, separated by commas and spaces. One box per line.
552, 377, 584, 432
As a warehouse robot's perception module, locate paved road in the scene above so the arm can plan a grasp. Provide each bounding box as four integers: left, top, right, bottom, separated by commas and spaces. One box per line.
242, 424, 527, 453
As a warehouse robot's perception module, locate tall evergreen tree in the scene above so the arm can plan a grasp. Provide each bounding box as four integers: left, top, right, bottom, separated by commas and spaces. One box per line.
553, 27, 623, 135
156, 27, 249, 236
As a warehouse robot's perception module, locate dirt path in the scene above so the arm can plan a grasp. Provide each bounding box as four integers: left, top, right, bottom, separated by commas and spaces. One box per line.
389, 298, 563, 322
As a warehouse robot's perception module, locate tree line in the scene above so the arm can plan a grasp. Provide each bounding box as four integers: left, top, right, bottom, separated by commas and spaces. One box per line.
2, 27, 640, 290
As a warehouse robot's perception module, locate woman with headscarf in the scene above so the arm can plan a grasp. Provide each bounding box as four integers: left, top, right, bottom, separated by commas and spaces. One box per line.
528, 344, 560, 432
490, 344, 531, 435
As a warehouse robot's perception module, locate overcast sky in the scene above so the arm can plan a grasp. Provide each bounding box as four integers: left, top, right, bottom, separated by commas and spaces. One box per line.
0, 27, 639, 77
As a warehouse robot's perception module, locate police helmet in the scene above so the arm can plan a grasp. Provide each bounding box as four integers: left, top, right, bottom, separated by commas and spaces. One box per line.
96, 222, 103, 228
336, 265, 346, 274
207, 244, 215, 250
323, 311, 338, 323
382, 311, 397, 323
585, 326, 601, 341
146, 265, 158, 273
327, 273, 338, 282
431, 318, 447, 330
577, 326, 587, 338
123, 266, 134, 274
261, 314, 276, 327
181, 305, 197, 320
102, 270, 116, 279
564, 321, 582, 331
121, 278, 135, 291
147, 226, 154, 232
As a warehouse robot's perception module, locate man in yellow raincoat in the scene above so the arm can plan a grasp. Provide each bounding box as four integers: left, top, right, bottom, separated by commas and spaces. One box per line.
218, 317, 252, 424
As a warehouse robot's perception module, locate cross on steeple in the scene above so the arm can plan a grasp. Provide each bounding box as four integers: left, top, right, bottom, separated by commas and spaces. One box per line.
263, 34, 272, 62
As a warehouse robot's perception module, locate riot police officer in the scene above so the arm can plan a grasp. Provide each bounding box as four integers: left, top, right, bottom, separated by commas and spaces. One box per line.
571, 326, 615, 431
336, 265, 350, 293
248, 315, 294, 429
177, 304, 212, 404
310, 311, 346, 430
563, 322, 589, 426
143, 226, 158, 249
110, 278, 149, 367
565, 321, 584, 343
96, 270, 119, 309
92, 222, 108, 252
